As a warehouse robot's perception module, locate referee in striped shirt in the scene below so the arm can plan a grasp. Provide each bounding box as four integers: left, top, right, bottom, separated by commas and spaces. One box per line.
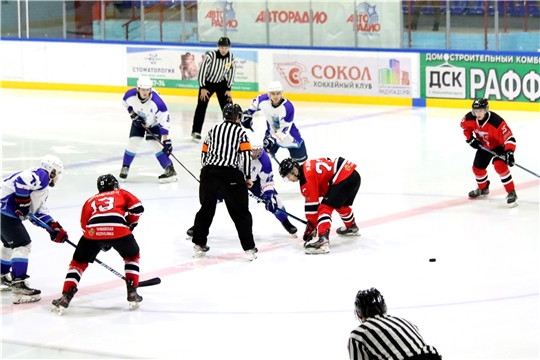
349, 288, 442, 360
191, 103, 258, 261
191, 37, 237, 142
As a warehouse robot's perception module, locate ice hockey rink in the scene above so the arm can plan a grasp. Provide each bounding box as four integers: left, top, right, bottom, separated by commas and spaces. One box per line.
1, 88, 538, 359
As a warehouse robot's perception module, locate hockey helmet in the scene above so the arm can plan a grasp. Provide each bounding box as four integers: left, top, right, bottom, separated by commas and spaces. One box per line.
472, 98, 489, 111
223, 103, 243, 122
279, 157, 299, 178
354, 288, 387, 320
248, 133, 265, 159
41, 154, 63, 186
217, 37, 231, 47
137, 76, 153, 90
97, 174, 119, 193
268, 81, 283, 93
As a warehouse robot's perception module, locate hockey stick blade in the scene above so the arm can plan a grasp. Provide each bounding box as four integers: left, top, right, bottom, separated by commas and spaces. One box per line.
139, 277, 161, 287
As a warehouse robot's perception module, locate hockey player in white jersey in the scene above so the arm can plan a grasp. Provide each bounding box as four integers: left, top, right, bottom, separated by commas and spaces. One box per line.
0, 155, 68, 303
241, 81, 308, 164
119, 76, 177, 183
186, 134, 297, 237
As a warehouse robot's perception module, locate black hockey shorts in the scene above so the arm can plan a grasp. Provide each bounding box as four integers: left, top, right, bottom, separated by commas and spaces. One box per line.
473, 145, 505, 169
322, 170, 361, 209
73, 234, 140, 264
129, 123, 161, 141
0, 214, 31, 248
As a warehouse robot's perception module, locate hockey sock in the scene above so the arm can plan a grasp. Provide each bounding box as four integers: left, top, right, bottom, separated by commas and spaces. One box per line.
11, 244, 31, 278
472, 166, 489, 189
317, 204, 334, 235
63, 260, 89, 293
493, 160, 515, 192
122, 150, 136, 167
124, 254, 140, 287
336, 206, 355, 227
156, 152, 173, 168
274, 208, 288, 222
1, 246, 12, 274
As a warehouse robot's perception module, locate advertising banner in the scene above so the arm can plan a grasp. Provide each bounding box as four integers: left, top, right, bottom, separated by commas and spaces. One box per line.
273, 53, 412, 97
197, 0, 401, 48
126, 46, 259, 91
421, 53, 540, 102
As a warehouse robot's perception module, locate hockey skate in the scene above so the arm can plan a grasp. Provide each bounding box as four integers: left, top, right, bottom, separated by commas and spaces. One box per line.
245, 247, 258, 261
186, 226, 194, 239
191, 132, 202, 143
119, 165, 129, 180
506, 190, 518, 207
126, 280, 143, 310
336, 222, 360, 236
12, 275, 41, 304
51, 286, 78, 315
193, 244, 210, 258
469, 181, 490, 198
0, 273, 12, 291
281, 220, 298, 235
304, 231, 330, 254
158, 164, 177, 183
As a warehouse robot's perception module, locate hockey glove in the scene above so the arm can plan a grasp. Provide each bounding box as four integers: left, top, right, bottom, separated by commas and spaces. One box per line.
241, 111, 253, 130
303, 221, 317, 242
505, 150, 515, 167
263, 135, 276, 153
262, 191, 278, 213
130, 113, 145, 128
102, 245, 112, 252
466, 137, 481, 150
162, 139, 173, 156
129, 223, 138, 232
47, 221, 68, 243
14, 195, 31, 219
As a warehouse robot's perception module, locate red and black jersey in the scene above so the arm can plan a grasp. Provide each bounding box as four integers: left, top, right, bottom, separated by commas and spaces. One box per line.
80, 189, 144, 240
460, 111, 516, 152
300, 157, 357, 226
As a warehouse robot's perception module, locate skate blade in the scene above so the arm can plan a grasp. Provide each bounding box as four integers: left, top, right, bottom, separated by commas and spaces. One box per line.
159, 176, 178, 184
51, 305, 65, 315
128, 301, 141, 310
338, 232, 361, 237
508, 201, 518, 208
304, 246, 330, 255
192, 252, 207, 258
0, 286, 12, 292
13, 295, 41, 304
186, 235, 193, 240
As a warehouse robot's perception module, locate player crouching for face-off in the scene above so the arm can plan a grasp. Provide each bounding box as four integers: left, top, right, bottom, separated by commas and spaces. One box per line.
119, 76, 177, 183
461, 98, 518, 207
279, 157, 361, 254
51, 174, 144, 315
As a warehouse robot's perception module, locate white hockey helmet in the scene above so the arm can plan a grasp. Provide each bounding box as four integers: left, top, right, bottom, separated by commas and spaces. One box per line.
41, 154, 63, 185
248, 133, 265, 159
268, 81, 283, 93
137, 76, 153, 89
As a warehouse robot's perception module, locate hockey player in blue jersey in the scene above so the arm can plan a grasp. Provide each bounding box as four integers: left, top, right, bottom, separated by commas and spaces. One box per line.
0, 155, 68, 304
186, 134, 297, 237
241, 81, 308, 164
119, 76, 177, 183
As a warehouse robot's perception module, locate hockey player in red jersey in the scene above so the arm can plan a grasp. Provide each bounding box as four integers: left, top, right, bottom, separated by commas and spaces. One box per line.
461, 98, 518, 207
51, 174, 144, 315
279, 157, 361, 254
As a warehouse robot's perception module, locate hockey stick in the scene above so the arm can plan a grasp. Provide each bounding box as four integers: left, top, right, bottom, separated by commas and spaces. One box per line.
480, 146, 540, 179
28, 214, 161, 288
248, 192, 307, 225
140, 123, 200, 183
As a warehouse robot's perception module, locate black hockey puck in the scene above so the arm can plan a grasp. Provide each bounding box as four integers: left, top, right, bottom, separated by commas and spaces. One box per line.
429, 258, 436, 262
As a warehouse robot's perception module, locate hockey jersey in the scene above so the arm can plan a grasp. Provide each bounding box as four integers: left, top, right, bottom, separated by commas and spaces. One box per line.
1, 167, 54, 223
460, 111, 516, 152
245, 94, 304, 148
300, 157, 357, 225
80, 189, 144, 240
122, 88, 171, 135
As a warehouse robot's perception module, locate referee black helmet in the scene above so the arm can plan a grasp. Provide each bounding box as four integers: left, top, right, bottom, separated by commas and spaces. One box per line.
218, 37, 231, 46
223, 103, 242, 122
355, 288, 387, 319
